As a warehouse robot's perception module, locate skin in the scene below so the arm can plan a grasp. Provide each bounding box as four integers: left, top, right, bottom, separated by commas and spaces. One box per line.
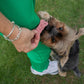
0, 12, 40, 53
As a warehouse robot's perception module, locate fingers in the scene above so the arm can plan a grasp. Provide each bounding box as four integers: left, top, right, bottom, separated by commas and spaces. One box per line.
23, 43, 37, 53
35, 33, 40, 40
32, 29, 38, 34
13, 29, 40, 53
15, 41, 39, 53
34, 34, 40, 45
30, 34, 40, 50
17, 49, 22, 52
23, 45, 35, 53
16, 44, 36, 53
30, 30, 38, 39
23, 36, 40, 53
23, 47, 30, 53
16, 46, 29, 53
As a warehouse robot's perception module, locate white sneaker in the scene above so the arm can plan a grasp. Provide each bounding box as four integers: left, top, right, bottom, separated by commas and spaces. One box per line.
31, 60, 58, 76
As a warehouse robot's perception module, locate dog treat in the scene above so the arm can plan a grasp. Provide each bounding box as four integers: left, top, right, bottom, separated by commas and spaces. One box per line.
36, 20, 48, 34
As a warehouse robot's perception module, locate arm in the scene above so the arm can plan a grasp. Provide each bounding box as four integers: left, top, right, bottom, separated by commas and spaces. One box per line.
0, 0, 48, 53
0, 12, 19, 38
0, 12, 39, 53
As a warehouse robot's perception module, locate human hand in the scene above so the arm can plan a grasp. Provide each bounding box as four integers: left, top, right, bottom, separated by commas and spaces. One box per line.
3, 19, 47, 53
0, 12, 40, 53
11, 27, 40, 53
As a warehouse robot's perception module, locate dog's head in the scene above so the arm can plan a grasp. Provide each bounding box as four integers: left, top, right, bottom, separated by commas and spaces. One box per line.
40, 17, 69, 47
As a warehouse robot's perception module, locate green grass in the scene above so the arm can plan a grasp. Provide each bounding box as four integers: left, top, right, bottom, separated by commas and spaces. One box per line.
0, 0, 84, 84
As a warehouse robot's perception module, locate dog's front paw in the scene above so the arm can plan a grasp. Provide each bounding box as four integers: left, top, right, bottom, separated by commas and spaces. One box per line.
59, 71, 67, 77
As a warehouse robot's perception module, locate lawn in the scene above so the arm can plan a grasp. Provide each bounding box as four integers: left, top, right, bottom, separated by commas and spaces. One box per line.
0, 0, 84, 84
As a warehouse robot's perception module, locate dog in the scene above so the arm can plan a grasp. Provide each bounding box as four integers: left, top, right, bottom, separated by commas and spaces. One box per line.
38, 11, 84, 77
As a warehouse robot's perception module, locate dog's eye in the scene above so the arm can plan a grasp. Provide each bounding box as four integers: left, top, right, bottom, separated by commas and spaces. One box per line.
59, 27, 63, 31
52, 39, 55, 42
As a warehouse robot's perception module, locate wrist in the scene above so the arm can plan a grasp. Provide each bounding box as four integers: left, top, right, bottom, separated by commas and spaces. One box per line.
2, 21, 20, 40
8, 25, 19, 40
2, 22, 13, 36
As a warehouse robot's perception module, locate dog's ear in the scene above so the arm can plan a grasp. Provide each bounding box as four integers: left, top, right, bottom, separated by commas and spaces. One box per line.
48, 17, 60, 26
48, 17, 56, 26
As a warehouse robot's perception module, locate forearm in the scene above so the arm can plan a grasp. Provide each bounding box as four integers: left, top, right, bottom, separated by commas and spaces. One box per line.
0, 12, 13, 35
0, 12, 19, 39
0, 12, 40, 53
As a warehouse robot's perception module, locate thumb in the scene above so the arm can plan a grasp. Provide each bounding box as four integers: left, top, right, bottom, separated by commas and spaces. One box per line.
29, 44, 37, 51
30, 37, 39, 50
30, 30, 38, 39
32, 30, 38, 34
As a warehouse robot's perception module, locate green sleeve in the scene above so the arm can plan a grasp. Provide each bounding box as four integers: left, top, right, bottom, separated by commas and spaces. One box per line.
0, 0, 40, 36
0, 33, 3, 37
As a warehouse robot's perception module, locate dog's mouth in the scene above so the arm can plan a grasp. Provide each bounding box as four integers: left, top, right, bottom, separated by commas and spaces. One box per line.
40, 25, 63, 41
40, 25, 63, 47
40, 25, 52, 41
40, 26, 50, 41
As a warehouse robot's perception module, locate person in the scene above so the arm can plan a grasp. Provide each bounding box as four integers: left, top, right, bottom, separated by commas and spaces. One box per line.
0, 0, 58, 76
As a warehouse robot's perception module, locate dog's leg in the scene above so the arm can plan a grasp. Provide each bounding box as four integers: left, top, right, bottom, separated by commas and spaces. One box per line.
60, 41, 74, 68
50, 50, 67, 77
50, 50, 59, 60
71, 28, 84, 41
58, 56, 68, 77
60, 55, 69, 67
50, 51, 56, 60
58, 66, 67, 77
73, 67, 81, 77
58, 59, 67, 77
